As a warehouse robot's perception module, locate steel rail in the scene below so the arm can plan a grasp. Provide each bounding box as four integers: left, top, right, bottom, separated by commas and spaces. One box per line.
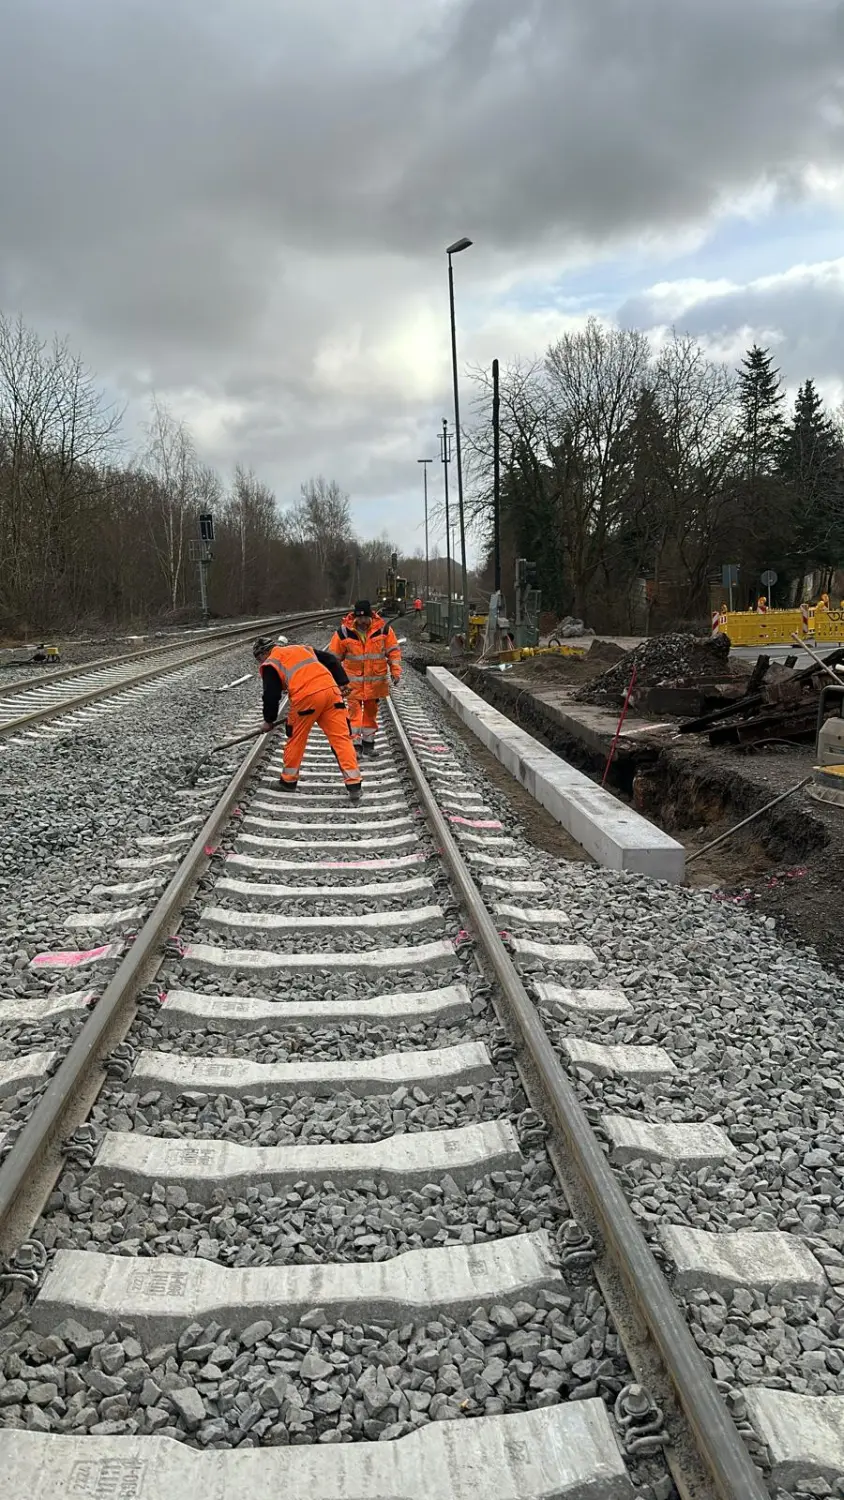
386, 698, 769, 1500
0, 610, 334, 740
0, 719, 279, 1253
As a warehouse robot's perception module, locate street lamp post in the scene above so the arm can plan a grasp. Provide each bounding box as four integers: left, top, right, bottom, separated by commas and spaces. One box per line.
439, 418, 453, 639
446, 236, 472, 646
417, 458, 433, 604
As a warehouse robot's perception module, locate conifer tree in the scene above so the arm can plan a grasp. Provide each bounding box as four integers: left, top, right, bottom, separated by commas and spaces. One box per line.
777, 380, 844, 574
737, 344, 784, 482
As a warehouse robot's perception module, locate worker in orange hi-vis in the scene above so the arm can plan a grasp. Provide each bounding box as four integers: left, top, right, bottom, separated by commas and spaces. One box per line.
816, 592, 830, 612
757, 595, 768, 613
253, 636, 362, 801
328, 600, 402, 759
414, 596, 423, 616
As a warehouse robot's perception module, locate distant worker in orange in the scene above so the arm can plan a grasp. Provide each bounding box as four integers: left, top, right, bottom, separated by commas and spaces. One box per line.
757, 595, 768, 613
328, 600, 402, 758
253, 636, 362, 801
414, 596, 423, 617
816, 592, 830, 612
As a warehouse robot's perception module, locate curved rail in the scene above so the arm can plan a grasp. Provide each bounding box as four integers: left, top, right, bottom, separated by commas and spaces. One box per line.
0, 609, 334, 741
0, 615, 314, 698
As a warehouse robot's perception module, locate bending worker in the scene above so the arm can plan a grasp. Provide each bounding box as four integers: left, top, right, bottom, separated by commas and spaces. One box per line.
328, 599, 402, 758
253, 635, 362, 801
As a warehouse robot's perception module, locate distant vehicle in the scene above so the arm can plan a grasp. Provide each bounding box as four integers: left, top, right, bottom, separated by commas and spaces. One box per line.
377, 554, 408, 615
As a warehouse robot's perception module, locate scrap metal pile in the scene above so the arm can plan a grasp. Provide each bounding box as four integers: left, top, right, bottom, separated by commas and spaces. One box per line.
677, 647, 844, 749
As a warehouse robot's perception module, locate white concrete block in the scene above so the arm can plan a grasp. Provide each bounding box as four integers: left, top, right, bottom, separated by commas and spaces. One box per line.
534, 982, 632, 1016
744, 1388, 844, 1488
215, 874, 434, 901
0, 1051, 56, 1097
114, 851, 180, 870
88, 876, 165, 899
243, 813, 413, 833
603, 1115, 737, 1168
252, 796, 405, 814
427, 667, 685, 882
93, 1118, 519, 1198
494, 904, 571, 926
480, 876, 547, 894
160, 983, 471, 1031
226, 851, 426, 874
563, 1039, 676, 1079
467, 852, 530, 868
132, 1040, 491, 1098
64, 906, 145, 932
662, 1226, 827, 1298
509, 938, 597, 963
0, 1402, 634, 1499
181, 937, 455, 974
0, 991, 94, 1027
33, 1233, 562, 1338
238, 830, 418, 851
136, 830, 193, 848
200, 903, 443, 934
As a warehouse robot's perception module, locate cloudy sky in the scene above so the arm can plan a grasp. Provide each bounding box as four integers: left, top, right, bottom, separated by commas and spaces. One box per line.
1, 0, 843, 558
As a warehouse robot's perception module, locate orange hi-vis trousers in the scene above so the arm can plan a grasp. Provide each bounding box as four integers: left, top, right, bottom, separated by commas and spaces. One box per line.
348, 696, 380, 747
281, 683, 361, 789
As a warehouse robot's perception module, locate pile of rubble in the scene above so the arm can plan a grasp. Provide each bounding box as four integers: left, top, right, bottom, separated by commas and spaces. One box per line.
677, 647, 844, 750
575, 632, 732, 707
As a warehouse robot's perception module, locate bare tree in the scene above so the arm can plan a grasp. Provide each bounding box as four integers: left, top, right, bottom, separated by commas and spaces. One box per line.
0, 312, 120, 626
139, 398, 199, 613
291, 476, 355, 602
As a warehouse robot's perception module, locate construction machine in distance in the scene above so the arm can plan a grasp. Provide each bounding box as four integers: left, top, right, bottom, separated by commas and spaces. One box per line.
377, 554, 408, 615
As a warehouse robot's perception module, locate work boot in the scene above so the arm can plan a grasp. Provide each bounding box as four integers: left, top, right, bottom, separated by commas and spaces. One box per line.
277, 780, 298, 793
361, 741, 377, 758
347, 783, 362, 803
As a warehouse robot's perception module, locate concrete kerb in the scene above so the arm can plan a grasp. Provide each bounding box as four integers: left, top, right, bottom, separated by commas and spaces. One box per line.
426, 667, 685, 883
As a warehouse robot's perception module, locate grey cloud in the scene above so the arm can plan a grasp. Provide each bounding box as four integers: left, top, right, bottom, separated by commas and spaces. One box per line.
618, 267, 844, 390
1, 0, 842, 547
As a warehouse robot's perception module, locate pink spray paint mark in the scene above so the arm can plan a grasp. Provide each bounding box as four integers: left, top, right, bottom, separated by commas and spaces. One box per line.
447, 816, 503, 830
31, 942, 124, 970
204, 844, 219, 856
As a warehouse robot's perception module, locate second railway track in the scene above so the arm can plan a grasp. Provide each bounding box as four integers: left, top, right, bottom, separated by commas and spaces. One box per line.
0, 612, 335, 743
0, 666, 839, 1497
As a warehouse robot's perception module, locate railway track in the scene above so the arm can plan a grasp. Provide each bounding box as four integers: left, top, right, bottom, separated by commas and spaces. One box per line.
0, 668, 838, 1496
0, 612, 335, 743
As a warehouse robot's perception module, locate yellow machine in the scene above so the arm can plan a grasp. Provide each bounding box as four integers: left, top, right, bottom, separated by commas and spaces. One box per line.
378, 554, 408, 615
809, 684, 844, 808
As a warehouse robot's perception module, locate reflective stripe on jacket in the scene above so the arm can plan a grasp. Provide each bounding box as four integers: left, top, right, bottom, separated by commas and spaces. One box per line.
261, 643, 333, 703
327, 611, 402, 700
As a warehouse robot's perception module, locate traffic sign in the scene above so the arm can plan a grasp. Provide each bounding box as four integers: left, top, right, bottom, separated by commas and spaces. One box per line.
761, 569, 777, 587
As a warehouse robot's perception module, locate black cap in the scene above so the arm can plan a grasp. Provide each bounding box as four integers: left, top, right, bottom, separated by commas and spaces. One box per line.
252, 636, 273, 659
353, 600, 372, 617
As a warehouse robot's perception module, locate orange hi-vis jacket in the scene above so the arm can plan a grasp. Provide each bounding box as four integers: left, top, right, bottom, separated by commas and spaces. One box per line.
260, 642, 335, 704
328, 611, 401, 700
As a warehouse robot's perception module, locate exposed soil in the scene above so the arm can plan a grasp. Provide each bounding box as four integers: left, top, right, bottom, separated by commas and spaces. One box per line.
495, 640, 627, 685
448, 663, 843, 974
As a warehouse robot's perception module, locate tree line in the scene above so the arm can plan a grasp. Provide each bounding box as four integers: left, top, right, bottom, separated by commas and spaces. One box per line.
0, 311, 421, 635
465, 320, 844, 630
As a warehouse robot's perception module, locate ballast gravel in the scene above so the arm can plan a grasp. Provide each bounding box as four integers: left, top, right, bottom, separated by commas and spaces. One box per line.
0, 1281, 632, 1447
41, 1155, 565, 1265
400, 667, 844, 1421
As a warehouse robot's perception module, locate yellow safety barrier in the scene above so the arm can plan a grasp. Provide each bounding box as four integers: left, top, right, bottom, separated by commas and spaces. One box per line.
814, 607, 844, 643
715, 609, 807, 646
